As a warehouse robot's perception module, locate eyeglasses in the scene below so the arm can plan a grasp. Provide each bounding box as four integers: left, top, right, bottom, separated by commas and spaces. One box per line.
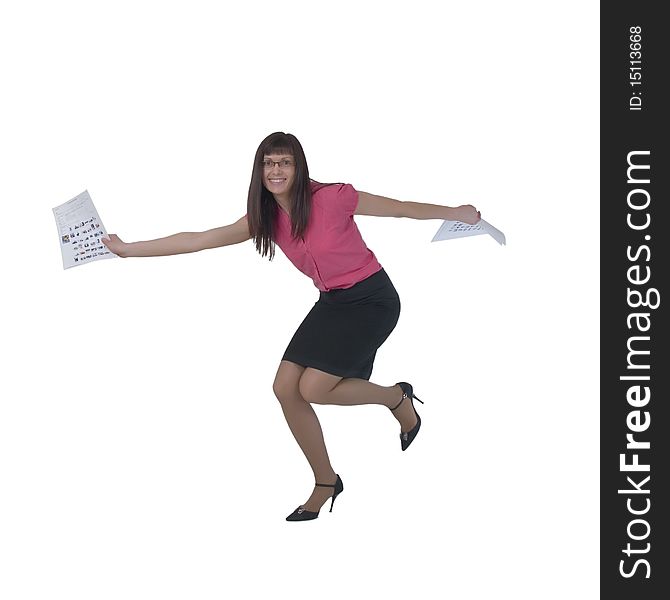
261, 158, 295, 169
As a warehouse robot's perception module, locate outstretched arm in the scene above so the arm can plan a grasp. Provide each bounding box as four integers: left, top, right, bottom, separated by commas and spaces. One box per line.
102, 215, 251, 257
354, 191, 481, 224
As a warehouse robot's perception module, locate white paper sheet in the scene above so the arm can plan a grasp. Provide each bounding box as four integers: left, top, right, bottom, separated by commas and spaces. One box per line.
53, 190, 117, 269
431, 218, 506, 246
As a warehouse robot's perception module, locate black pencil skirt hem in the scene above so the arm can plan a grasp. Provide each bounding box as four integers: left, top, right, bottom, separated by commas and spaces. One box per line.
282, 267, 401, 380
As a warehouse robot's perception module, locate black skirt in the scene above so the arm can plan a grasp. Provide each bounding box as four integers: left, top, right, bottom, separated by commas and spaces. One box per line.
282, 268, 401, 380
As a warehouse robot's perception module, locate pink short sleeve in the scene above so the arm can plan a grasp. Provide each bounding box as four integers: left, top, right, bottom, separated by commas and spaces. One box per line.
338, 183, 359, 216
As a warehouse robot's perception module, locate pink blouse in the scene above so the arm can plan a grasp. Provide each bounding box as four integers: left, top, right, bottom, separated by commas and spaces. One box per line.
272, 181, 382, 291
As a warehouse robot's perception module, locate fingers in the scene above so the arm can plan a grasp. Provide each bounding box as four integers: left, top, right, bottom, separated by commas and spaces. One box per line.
101, 234, 120, 252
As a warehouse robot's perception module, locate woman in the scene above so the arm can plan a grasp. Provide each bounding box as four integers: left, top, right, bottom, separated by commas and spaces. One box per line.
102, 132, 480, 521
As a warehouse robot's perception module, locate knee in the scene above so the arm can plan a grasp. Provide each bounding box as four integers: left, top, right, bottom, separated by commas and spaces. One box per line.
272, 379, 301, 406
298, 378, 322, 404
272, 379, 289, 402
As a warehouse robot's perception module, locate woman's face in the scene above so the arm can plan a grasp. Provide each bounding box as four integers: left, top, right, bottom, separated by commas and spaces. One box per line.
262, 153, 296, 198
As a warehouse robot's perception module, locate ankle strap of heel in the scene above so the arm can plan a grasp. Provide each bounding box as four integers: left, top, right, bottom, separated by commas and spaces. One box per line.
390, 392, 408, 412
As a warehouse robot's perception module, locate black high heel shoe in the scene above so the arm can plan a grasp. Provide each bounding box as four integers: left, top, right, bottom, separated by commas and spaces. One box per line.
286, 475, 344, 522
391, 382, 424, 451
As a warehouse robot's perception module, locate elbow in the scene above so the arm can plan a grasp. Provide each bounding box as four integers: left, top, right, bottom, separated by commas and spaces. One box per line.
396, 200, 410, 218
185, 231, 206, 253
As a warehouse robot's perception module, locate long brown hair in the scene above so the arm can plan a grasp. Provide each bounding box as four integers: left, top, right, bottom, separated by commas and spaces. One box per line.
247, 132, 312, 260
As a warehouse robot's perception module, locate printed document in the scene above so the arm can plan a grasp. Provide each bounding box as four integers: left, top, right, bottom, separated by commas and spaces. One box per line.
53, 190, 116, 269
431, 219, 506, 246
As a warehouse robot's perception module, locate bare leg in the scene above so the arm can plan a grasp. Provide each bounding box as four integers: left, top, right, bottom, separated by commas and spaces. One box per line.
273, 361, 337, 513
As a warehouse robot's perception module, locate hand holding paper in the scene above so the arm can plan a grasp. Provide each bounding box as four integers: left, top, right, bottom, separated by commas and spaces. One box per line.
101, 233, 128, 257
52, 190, 117, 269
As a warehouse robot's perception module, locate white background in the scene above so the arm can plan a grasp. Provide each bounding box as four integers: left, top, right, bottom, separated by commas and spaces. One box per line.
1, 1, 599, 598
